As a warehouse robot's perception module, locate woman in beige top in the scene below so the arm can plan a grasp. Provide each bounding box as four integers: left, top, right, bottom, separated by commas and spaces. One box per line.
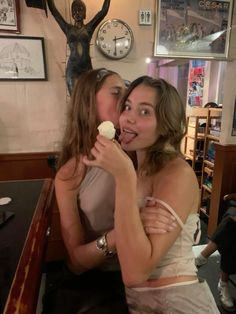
84, 76, 219, 313
47, 69, 176, 314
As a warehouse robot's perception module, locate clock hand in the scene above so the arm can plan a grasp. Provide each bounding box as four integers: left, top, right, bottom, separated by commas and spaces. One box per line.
114, 36, 125, 41
113, 36, 117, 56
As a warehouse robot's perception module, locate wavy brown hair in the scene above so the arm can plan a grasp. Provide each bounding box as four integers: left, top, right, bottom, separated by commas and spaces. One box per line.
57, 68, 119, 169
120, 76, 187, 175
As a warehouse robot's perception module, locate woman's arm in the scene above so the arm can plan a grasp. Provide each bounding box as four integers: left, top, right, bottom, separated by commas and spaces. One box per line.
83, 136, 198, 285
47, 0, 68, 34
56, 154, 176, 273
114, 162, 197, 286
55, 157, 116, 273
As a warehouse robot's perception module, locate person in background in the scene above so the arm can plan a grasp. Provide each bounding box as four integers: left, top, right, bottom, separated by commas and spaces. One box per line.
47, 0, 110, 95
204, 101, 219, 108
45, 69, 177, 314
84, 76, 220, 313
196, 193, 236, 311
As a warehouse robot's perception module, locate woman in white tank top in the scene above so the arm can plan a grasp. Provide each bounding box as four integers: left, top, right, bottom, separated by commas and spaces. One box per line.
84, 76, 220, 313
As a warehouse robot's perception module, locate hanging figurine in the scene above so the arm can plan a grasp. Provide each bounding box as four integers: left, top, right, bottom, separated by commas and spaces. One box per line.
47, 0, 111, 95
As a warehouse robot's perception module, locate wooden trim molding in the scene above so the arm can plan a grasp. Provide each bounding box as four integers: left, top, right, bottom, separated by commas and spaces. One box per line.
3, 179, 54, 314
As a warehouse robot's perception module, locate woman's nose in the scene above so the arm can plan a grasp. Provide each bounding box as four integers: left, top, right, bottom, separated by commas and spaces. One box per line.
127, 115, 136, 124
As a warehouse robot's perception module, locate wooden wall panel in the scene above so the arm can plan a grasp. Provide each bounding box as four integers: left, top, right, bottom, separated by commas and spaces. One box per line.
0, 152, 57, 181
208, 144, 236, 236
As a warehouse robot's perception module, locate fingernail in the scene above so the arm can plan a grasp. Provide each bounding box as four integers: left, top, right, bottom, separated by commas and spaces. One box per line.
171, 222, 177, 228
171, 216, 176, 221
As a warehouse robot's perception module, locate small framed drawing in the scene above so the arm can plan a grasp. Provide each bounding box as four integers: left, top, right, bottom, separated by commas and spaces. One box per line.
154, 0, 233, 59
0, 36, 47, 81
0, 0, 20, 33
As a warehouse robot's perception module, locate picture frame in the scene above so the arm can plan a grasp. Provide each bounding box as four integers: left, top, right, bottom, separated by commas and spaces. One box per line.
154, 0, 233, 59
0, 36, 47, 81
0, 0, 20, 33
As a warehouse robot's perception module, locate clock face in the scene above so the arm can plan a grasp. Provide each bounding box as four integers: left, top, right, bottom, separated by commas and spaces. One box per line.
96, 19, 134, 60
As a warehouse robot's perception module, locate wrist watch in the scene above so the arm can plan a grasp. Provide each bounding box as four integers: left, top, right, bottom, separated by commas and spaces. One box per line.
96, 232, 115, 257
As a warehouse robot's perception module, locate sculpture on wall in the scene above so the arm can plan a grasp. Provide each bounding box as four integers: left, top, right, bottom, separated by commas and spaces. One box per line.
47, 0, 111, 95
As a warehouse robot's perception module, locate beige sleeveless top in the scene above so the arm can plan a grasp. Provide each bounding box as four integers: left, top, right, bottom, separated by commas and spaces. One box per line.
78, 166, 115, 240
78, 166, 119, 271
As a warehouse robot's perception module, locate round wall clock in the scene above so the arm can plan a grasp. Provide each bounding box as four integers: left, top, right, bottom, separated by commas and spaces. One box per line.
96, 19, 134, 60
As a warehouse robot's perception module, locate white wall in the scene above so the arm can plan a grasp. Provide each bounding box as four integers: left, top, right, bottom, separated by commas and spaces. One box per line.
0, 0, 155, 153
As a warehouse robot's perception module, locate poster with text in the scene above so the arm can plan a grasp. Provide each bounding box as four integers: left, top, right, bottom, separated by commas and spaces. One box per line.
154, 0, 233, 59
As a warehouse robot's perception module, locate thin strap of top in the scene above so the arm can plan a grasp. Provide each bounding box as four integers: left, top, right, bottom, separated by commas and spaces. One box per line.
146, 197, 200, 244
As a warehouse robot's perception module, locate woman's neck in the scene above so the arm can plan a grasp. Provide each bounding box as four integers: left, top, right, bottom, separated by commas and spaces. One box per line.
136, 150, 146, 172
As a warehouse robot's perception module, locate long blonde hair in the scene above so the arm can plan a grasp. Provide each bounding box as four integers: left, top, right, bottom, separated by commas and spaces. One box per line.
58, 68, 119, 169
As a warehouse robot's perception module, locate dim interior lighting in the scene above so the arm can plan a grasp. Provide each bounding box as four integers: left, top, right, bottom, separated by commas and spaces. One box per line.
145, 57, 151, 64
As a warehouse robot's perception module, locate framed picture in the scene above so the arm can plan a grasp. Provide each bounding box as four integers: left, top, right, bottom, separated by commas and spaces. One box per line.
0, 36, 47, 81
0, 0, 20, 33
154, 0, 233, 59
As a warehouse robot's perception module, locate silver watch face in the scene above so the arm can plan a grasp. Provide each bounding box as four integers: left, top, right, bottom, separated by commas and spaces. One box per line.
96, 235, 106, 249
96, 234, 115, 257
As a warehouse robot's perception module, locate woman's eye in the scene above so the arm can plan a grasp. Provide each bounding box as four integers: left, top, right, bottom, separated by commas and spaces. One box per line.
123, 104, 130, 111
112, 89, 122, 97
140, 108, 150, 115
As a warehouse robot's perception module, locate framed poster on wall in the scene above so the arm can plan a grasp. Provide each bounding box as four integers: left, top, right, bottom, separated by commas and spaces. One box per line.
0, 0, 20, 33
0, 36, 47, 81
154, 0, 233, 59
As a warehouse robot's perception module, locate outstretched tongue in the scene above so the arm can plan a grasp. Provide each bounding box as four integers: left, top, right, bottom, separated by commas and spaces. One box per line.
119, 130, 137, 144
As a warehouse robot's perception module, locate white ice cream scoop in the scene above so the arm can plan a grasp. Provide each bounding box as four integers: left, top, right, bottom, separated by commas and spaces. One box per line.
97, 121, 116, 140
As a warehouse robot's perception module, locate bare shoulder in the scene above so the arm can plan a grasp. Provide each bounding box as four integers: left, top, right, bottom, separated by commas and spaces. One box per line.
55, 155, 86, 190
156, 157, 197, 185
152, 157, 199, 217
